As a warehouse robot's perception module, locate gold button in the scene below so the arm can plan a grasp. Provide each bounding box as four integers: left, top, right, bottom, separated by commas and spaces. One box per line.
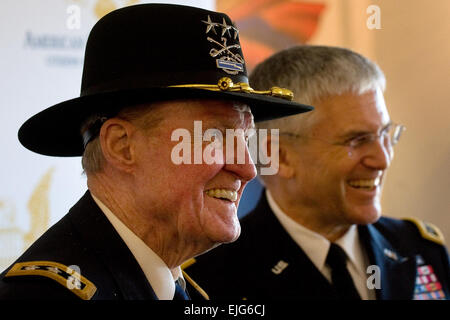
218, 77, 233, 90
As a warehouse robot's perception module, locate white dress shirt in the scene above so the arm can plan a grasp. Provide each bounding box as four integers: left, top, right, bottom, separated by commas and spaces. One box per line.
266, 190, 376, 300
91, 194, 185, 300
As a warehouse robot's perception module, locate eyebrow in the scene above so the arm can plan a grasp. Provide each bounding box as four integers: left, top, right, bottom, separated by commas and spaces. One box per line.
336, 121, 392, 140
207, 114, 255, 131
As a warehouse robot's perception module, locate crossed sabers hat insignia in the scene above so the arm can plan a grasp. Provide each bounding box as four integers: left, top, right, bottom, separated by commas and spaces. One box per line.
207, 37, 244, 63
202, 15, 244, 64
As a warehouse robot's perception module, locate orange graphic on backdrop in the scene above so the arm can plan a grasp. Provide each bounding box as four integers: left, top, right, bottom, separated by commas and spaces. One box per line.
217, 0, 325, 71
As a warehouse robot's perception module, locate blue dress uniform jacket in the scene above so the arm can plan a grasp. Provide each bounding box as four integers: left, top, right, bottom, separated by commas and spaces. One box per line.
0, 191, 201, 300
184, 192, 450, 300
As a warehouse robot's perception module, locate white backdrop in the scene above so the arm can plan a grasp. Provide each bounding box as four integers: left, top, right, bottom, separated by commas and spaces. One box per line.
0, 0, 214, 272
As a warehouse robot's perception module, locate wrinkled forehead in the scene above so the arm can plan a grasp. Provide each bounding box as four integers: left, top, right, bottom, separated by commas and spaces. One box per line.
156, 99, 255, 130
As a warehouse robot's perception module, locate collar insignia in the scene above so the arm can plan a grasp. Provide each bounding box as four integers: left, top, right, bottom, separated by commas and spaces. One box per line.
271, 260, 289, 275
383, 248, 398, 261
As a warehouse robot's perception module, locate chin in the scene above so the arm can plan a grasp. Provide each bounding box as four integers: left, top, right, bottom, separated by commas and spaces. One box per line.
351, 207, 382, 225
209, 223, 241, 245
225, 227, 241, 243
221, 227, 241, 244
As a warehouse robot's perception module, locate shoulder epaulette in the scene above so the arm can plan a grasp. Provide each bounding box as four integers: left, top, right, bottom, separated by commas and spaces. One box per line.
5, 261, 97, 300
180, 258, 209, 300
181, 258, 196, 270
403, 217, 445, 246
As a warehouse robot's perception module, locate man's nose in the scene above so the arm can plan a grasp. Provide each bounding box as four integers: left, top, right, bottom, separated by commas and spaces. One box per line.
224, 138, 257, 182
361, 139, 393, 170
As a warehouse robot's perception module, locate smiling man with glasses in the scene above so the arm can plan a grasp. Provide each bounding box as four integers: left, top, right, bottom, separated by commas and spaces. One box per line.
184, 45, 449, 300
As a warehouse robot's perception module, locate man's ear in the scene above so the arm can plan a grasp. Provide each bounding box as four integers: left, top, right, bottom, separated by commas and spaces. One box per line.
277, 140, 295, 179
262, 134, 295, 179
99, 118, 136, 172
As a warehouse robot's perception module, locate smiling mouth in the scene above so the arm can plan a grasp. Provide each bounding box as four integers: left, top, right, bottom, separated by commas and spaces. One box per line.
347, 177, 381, 189
206, 189, 238, 202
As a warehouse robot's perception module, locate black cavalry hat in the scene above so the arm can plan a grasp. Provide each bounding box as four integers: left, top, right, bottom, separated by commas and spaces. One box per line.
18, 4, 313, 157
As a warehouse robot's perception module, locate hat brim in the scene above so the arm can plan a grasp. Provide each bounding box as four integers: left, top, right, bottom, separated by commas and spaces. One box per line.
18, 87, 313, 157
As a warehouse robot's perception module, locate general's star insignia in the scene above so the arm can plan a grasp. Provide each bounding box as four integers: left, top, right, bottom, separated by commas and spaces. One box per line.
202, 15, 217, 35
220, 17, 232, 37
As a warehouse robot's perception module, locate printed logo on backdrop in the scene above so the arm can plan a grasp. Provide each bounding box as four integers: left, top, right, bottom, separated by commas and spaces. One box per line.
23, 0, 140, 67
0, 168, 54, 271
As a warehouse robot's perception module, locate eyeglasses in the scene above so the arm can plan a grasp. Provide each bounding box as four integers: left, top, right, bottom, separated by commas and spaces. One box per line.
338, 122, 405, 149
280, 122, 406, 156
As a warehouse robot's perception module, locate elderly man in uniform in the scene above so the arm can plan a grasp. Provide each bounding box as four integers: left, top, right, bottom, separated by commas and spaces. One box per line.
184, 45, 450, 300
0, 5, 311, 300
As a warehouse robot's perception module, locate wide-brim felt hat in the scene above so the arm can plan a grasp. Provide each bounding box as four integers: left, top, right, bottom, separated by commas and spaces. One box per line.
18, 4, 313, 157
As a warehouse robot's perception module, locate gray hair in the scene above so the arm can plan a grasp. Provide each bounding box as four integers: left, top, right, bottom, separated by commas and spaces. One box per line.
81, 103, 162, 175
81, 114, 106, 174
250, 45, 386, 134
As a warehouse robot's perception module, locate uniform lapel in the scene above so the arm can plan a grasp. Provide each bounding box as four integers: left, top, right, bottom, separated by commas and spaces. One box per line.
68, 191, 158, 299
359, 224, 416, 300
